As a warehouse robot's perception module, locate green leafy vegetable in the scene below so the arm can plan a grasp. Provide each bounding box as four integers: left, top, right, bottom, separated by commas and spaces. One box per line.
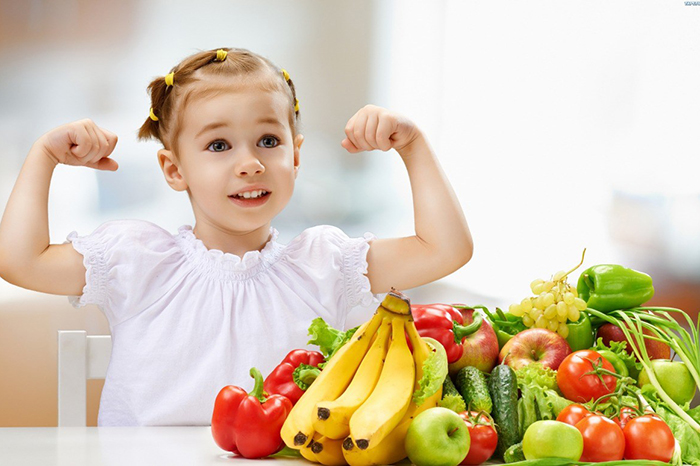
592, 337, 643, 378
516, 362, 558, 391
306, 317, 359, 362
413, 337, 448, 406
515, 363, 572, 435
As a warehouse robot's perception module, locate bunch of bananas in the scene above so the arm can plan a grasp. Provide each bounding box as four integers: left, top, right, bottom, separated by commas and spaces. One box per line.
280, 290, 444, 466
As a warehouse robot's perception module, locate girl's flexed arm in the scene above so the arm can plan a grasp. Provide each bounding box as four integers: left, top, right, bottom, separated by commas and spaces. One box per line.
342, 105, 473, 294
0, 119, 118, 295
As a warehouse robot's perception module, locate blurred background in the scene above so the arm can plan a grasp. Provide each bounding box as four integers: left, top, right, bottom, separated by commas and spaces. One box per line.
1, 0, 699, 426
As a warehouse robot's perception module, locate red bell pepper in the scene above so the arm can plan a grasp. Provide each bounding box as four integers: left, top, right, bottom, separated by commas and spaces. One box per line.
211, 367, 293, 458
411, 304, 483, 364
263, 349, 324, 405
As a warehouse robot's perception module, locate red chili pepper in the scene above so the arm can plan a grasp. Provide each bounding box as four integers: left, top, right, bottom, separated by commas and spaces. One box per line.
263, 349, 325, 405
411, 304, 483, 364
211, 367, 293, 458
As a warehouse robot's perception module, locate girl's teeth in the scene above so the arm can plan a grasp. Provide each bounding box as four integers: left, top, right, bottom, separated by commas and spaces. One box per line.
236, 190, 267, 199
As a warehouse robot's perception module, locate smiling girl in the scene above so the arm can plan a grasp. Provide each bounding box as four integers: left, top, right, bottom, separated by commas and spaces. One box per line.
0, 47, 473, 426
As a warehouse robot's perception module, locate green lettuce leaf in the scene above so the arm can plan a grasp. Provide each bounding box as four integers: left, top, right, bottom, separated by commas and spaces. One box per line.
413, 337, 448, 406
593, 336, 643, 379
438, 393, 467, 413
514, 362, 572, 435
515, 362, 558, 391
306, 317, 359, 362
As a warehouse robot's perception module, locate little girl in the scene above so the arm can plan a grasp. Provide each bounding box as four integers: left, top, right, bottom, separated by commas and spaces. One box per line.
0, 47, 473, 427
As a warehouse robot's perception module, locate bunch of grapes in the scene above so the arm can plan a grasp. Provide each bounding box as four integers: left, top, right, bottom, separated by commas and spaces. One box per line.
508, 251, 588, 339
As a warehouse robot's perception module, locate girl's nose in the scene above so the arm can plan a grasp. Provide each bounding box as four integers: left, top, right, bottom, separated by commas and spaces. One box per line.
235, 151, 265, 176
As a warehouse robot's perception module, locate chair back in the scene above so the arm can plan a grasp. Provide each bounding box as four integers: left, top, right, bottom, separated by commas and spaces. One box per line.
57, 330, 112, 427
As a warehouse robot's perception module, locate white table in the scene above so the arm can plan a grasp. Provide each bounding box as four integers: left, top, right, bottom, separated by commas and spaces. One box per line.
0, 427, 503, 466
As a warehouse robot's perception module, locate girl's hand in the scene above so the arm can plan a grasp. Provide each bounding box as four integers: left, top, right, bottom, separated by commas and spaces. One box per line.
37, 119, 119, 171
341, 105, 420, 155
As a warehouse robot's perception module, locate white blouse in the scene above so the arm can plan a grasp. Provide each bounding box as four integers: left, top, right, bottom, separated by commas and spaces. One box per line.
66, 220, 379, 426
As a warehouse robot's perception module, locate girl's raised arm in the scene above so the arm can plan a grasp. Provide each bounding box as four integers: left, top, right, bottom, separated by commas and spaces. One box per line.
0, 119, 118, 295
341, 105, 473, 295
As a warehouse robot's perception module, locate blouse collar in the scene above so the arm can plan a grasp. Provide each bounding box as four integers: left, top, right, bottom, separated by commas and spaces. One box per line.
176, 225, 283, 275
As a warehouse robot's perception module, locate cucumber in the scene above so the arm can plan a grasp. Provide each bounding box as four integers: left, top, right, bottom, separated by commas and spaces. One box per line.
455, 366, 492, 414
488, 364, 521, 459
503, 442, 525, 463
438, 375, 467, 413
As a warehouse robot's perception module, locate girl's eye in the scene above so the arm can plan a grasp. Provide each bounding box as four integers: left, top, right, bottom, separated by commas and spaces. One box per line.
259, 136, 280, 149
208, 140, 229, 152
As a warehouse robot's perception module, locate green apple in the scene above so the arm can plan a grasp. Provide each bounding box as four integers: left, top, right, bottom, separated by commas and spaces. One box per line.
405, 407, 470, 466
522, 420, 583, 461
638, 359, 697, 405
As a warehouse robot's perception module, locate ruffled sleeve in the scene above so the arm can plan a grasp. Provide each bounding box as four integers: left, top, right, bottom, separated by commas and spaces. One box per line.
283, 225, 380, 328
65, 219, 186, 326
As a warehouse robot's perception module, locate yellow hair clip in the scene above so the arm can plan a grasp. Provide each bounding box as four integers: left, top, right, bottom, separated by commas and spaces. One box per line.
294, 99, 299, 113
215, 49, 228, 61
282, 69, 290, 81
149, 108, 159, 122
164, 72, 174, 87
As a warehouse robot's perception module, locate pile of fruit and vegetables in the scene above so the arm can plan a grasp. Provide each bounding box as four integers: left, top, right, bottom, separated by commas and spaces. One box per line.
210, 252, 700, 466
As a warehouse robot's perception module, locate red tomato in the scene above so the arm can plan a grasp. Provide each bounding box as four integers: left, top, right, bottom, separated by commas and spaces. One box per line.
575, 414, 625, 462
458, 411, 498, 465
611, 406, 636, 429
556, 350, 617, 402
623, 415, 675, 462
557, 404, 593, 426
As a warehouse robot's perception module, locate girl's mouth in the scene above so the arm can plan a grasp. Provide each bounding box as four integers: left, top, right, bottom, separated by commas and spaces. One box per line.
228, 190, 271, 207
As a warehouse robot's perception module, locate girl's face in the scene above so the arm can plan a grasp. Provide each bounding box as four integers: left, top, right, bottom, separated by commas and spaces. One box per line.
160, 82, 303, 237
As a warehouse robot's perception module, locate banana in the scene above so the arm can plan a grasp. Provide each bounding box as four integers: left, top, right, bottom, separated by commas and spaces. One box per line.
280, 310, 384, 449
299, 437, 319, 463
342, 321, 443, 466
346, 315, 415, 451
313, 317, 392, 440
308, 434, 348, 466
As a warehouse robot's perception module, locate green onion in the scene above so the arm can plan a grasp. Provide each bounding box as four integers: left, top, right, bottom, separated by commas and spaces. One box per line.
586, 306, 700, 434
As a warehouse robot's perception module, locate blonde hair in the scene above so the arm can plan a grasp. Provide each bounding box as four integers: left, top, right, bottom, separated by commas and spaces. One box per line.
137, 47, 300, 157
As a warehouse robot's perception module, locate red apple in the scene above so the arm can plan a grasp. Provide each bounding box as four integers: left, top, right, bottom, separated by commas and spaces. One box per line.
597, 323, 670, 360
448, 307, 500, 375
499, 328, 572, 371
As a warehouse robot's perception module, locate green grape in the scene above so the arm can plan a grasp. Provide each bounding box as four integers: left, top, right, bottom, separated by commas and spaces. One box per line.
543, 304, 557, 319
543, 292, 555, 307
567, 305, 580, 322
557, 323, 569, 338
535, 315, 548, 328
509, 303, 524, 317
573, 297, 587, 310
530, 279, 544, 294
556, 301, 568, 317
563, 292, 575, 305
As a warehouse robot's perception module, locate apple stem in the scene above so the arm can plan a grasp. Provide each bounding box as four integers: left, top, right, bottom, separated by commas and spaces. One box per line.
448, 427, 460, 437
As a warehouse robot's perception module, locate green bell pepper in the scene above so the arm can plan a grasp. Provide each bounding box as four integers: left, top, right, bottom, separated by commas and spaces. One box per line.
565, 311, 594, 351
475, 306, 527, 350
597, 349, 629, 378
577, 264, 654, 313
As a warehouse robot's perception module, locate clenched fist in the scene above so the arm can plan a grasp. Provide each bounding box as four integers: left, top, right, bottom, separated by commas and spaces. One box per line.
341, 105, 420, 154
37, 119, 119, 171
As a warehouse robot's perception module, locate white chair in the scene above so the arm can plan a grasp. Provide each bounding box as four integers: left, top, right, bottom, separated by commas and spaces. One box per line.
57, 330, 112, 427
